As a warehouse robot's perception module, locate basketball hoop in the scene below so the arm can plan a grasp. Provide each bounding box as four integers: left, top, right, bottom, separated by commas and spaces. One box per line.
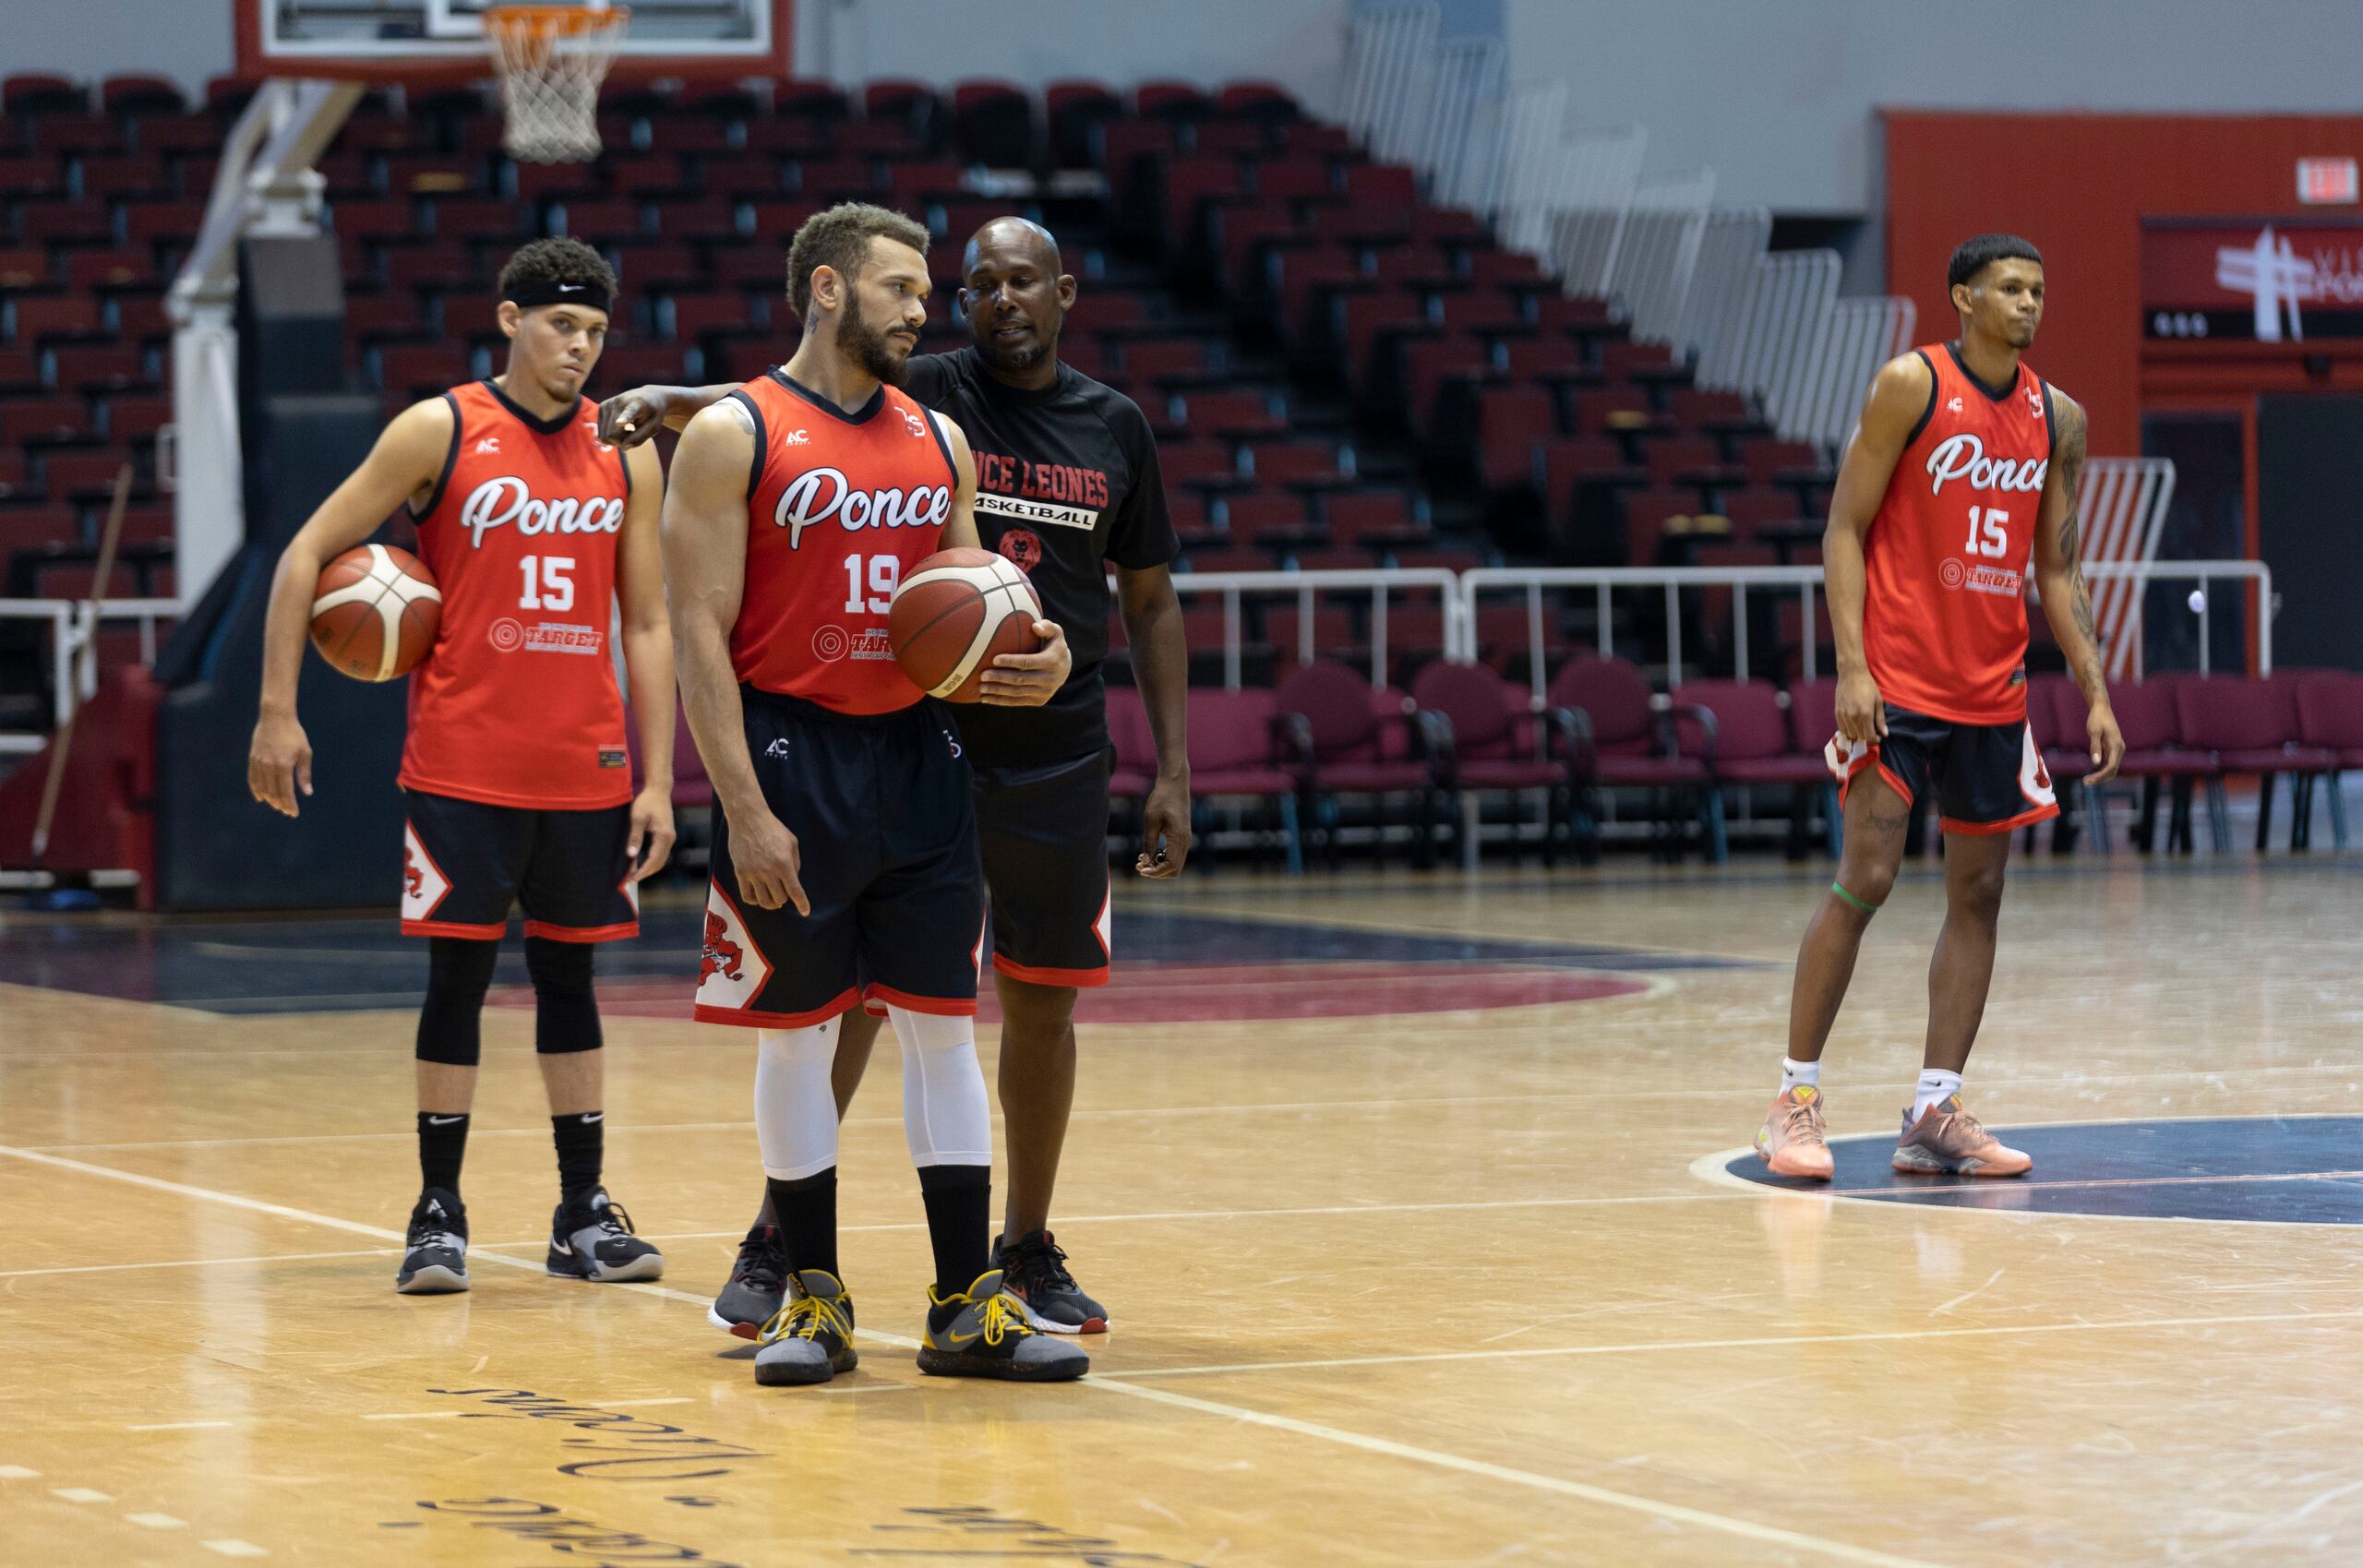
484, 4, 630, 163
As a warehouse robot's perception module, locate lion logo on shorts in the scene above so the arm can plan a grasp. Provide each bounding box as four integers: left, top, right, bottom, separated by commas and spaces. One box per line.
701, 909, 745, 986
402, 846, 425, 901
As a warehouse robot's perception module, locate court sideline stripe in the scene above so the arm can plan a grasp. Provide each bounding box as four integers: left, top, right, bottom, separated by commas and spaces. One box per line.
0, 1140, 1940, 1568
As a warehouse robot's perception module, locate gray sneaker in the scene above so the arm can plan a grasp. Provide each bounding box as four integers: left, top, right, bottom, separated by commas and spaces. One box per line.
753, 1270, 858, 1387
708, 1223, 787, 1339
396, 1188, 469, 1295
916, 1269, 1089, 1382
546, 1187, 665, 1283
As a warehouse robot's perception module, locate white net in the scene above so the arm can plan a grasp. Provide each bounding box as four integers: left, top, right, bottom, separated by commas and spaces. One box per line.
486, 4, 630, 162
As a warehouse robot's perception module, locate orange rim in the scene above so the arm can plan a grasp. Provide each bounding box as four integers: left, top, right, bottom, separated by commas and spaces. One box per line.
484, 5, 631, 42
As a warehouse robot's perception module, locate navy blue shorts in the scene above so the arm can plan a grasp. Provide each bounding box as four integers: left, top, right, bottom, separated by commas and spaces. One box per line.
695, 688, 984, 1028
974, 750, 1113, 987
1826, 704, 2060, 836
401, 789, 639, 942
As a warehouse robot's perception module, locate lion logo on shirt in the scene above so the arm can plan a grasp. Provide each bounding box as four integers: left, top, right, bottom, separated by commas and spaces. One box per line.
998, 527, 1044, 574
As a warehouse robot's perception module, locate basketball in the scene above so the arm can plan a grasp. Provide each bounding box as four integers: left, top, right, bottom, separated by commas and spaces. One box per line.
888, 548, 1043, 702
309, 542, 443, 682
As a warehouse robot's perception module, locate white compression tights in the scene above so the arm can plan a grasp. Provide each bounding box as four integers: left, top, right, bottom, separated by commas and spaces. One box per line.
887, 1004, 992, 1169
752, 1007, 992, 1179
754, 1018, 841, 1180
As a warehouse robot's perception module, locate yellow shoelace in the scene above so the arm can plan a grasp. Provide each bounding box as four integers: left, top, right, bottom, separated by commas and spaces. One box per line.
972, 1290, 1030, 1347
759, 1289, 852, 1347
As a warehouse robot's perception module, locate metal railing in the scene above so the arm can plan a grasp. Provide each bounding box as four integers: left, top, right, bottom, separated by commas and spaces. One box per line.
1461, 560, 2275, 706
1160, 569, 1466, 689
0, 597, 180, 755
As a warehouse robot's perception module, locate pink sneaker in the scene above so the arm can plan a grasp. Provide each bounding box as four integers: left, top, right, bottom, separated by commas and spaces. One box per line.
1892, 1095, 2031, 1177
1755, 1086, 1834, 1179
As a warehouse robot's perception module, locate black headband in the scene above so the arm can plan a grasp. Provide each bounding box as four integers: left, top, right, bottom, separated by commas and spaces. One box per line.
507, 278, 613, 314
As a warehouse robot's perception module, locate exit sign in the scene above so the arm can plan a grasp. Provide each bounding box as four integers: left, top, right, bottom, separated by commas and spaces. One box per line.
2297, 158, 2358, 204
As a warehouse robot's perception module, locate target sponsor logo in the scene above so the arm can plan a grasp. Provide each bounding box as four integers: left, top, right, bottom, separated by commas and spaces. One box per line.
810, 625, 893, 663
489, 616, 605, 655
1961, 563, 2023, 597
773, 466, 953, 550
459, 476, 626, 549
1924, 434, 2047, 498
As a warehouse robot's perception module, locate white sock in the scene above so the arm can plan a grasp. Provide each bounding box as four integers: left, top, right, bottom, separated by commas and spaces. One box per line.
754, 1021, 842, 1179
1911, 1069, 1962, 1123
885, 1005, 993, 1168
1781, 1057, 1820, 1096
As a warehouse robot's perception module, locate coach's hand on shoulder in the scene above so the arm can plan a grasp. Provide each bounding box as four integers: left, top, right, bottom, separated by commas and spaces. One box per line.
247, 710, 314, 818
1834, 669, 1887, 746
595, 387, 671, 449
626, 784, 677, 883
978, 619, 1071, 707
730, 809, 810, 916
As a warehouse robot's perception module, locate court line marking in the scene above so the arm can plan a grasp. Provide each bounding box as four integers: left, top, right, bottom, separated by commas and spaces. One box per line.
127, 1422, 235, 1432
4, 1142, 1947, 1568
0, 1248, 400, 1279
1080, 1379, 1941, 1568
1103, 1308, 2363, 1381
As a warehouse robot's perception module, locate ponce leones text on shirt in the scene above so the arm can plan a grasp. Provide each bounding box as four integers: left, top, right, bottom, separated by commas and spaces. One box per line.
773, 465, 954, 550
460, 476, 627, 549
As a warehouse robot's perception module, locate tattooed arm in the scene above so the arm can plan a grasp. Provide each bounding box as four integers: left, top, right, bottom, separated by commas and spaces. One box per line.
2032, 393, 2124, 782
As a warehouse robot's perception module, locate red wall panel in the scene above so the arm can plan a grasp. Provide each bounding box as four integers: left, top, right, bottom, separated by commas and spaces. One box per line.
1884, 112, 2363, 455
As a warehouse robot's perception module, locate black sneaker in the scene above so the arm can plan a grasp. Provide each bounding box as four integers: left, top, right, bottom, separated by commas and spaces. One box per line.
995, 1230, 1108, 1334
397, 1187, 469, 1295
546, 1186, 665, 1283
708, 1223, 787, 1338
916, 1269, 1088, 1382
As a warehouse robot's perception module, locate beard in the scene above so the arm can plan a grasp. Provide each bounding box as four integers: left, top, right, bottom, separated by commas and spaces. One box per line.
835, 291, 909, 385
978, 318, 1055, 375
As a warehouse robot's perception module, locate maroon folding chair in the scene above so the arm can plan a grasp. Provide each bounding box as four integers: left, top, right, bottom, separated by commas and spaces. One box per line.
1276, 661, 1442, 868
2107, 679, 2213, 852
1183, 687, 1307, 872
1545, 654, 1716, 860
2173, 675, 2337, 851
1673, 679, 1834, 860
1410, 661, 1586, 864
2296, 673, 2363, 850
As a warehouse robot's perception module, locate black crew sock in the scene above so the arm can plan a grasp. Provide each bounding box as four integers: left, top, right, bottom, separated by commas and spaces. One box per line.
916, 1163, 991, 1301
417, 1112, 470, 1199
552, 1112, 604, 1203
766, 1169, 839, 1281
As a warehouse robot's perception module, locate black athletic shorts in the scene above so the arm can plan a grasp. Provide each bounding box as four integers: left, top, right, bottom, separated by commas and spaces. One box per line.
975, 748, 1114, 987
695, 688, 984, 1029
401, 789, 640, 942
1825, 704, 2060, 836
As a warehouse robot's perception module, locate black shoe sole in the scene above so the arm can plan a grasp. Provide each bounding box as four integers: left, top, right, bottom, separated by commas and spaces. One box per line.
754, 1347, 857, 1386
915, 1347, 1088, 1382
396, 1264, 469, 1294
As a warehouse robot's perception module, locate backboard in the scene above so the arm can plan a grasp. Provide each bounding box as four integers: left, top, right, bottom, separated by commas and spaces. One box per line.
234, 0, 794, 84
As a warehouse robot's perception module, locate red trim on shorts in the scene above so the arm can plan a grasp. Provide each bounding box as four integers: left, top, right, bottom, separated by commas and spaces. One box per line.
861, 983, 978, 1018
693, 987, 863, 1030
1940, 801, 2060, 836
991, 955, 1111, 988
523, 919, 641, 944
1833, 748, 1915, 811
401, 917, 508, 940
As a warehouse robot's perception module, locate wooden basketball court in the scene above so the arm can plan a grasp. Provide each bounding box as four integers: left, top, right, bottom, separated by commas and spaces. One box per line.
4, 858, 2359, 1565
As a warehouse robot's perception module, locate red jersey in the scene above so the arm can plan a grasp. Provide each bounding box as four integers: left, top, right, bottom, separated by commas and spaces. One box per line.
727, 370, 960, 713
398, 379, 634, 808
1862, 342, 2057, 724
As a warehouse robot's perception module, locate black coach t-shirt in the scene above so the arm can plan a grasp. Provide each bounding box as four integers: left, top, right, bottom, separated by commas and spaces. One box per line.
900, 346, 1177, 769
